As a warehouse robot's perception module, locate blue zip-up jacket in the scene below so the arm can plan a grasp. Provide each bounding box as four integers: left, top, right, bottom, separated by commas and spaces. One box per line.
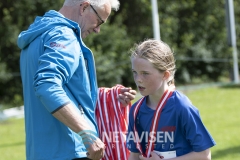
18, 10, 98, 160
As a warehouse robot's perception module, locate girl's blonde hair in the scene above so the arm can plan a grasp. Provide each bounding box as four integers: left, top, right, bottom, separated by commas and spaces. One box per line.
130, 39, 176, 85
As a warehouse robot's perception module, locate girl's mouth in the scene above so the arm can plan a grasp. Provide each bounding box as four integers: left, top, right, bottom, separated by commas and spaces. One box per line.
138, 86, 145, 91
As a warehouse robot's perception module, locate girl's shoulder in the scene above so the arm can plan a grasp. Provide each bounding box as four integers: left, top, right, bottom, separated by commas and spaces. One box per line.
170, 90, 197, 111
171, 90, 191, 102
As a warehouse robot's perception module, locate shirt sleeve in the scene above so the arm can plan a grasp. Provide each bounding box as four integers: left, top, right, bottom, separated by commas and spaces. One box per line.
33, 27, 80, 113
180, 97, 216, 152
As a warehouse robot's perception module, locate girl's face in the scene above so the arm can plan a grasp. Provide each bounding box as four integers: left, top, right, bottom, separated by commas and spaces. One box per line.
131, 57, 166, 97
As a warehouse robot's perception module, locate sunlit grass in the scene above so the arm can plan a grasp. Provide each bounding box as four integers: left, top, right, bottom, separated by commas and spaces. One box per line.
184, 86, 240, 160
0, 118, 25, 160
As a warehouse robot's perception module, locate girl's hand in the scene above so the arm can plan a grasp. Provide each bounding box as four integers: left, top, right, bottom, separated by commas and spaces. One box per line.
139, 151, 164, 160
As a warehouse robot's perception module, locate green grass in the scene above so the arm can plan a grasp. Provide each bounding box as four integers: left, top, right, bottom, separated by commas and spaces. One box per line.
183, 85, 240, 160
0, 118, 25, 160
0, 85, 240, 160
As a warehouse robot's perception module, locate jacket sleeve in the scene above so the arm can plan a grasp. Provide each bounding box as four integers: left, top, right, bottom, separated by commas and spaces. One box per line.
33, 28, 80, 113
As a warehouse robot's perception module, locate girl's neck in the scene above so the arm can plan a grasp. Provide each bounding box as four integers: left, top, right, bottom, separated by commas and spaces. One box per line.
146, 84, 175, 110
146, 98, 158, 110
146, 90, 165, 110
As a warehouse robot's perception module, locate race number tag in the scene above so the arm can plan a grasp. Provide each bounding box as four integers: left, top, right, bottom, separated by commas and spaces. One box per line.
153, 150, 176, 159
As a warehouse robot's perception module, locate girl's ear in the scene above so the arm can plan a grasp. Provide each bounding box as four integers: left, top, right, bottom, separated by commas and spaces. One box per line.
163, 71, 171, 80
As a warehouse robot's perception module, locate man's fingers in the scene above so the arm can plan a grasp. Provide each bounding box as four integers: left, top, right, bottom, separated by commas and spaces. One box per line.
87, 149, 104, 160
120, 87, 131, 92
117, 95, 128, 106
86, 137, 105, 160
130, 89, 137, 95
118, 87, 137, 105
123, 90, 136, 100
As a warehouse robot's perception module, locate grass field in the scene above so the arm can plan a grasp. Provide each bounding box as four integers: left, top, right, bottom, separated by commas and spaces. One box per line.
0, 118, 25, 159
183, 84, 240, 159
0, 85, 240, 160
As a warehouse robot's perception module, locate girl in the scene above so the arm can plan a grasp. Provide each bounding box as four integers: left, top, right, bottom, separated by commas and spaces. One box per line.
127, 39, 216, 160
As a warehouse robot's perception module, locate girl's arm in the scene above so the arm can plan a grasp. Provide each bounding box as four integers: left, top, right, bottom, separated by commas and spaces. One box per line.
170, 149, 211, 160
129, 152, 141, 160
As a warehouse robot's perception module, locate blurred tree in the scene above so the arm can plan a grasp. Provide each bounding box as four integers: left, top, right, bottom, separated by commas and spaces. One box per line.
1, 0, 239, 107
118, 0, 234, 84
158, 0, 232, 84
0, 0, 63, 107
88, 0, 236, 86
85, 14, 135, 88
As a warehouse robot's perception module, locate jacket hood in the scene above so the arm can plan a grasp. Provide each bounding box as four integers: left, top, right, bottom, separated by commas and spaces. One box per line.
17, 10, 80, 49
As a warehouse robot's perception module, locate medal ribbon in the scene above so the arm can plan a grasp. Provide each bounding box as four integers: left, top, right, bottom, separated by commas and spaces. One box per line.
96, 85, 130, 160
133, 86, 175, 158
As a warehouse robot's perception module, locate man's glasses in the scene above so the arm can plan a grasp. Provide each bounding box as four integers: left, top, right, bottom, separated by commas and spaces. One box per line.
90, 4, 105, 27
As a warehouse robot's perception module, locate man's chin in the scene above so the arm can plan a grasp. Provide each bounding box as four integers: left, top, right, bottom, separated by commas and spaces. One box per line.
82, 34, 87, 39
82, 31, 91, 39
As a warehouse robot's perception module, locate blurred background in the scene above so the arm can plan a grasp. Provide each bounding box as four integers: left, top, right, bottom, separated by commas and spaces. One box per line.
1, 0, 240, 108
0, 0, 240, 159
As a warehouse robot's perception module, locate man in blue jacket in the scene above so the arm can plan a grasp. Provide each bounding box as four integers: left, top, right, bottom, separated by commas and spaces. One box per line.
17, 0, 136, 159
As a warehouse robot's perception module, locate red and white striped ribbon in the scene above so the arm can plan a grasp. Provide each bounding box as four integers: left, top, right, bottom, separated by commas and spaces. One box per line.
96, 84, 131, 160
133, 87, 175, 158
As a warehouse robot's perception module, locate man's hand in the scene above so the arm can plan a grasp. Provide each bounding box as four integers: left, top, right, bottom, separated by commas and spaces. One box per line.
117, 87, 137, 106
85, 136, 105, 160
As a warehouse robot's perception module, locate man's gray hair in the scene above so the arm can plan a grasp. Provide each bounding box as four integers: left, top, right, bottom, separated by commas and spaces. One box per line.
64, 0, 120, 11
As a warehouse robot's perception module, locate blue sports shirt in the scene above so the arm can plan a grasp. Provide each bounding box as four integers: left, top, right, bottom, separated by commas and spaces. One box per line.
127, 90, 216, 156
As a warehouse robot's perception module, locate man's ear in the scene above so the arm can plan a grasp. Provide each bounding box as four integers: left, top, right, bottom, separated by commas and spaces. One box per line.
79, 2, 90, 14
